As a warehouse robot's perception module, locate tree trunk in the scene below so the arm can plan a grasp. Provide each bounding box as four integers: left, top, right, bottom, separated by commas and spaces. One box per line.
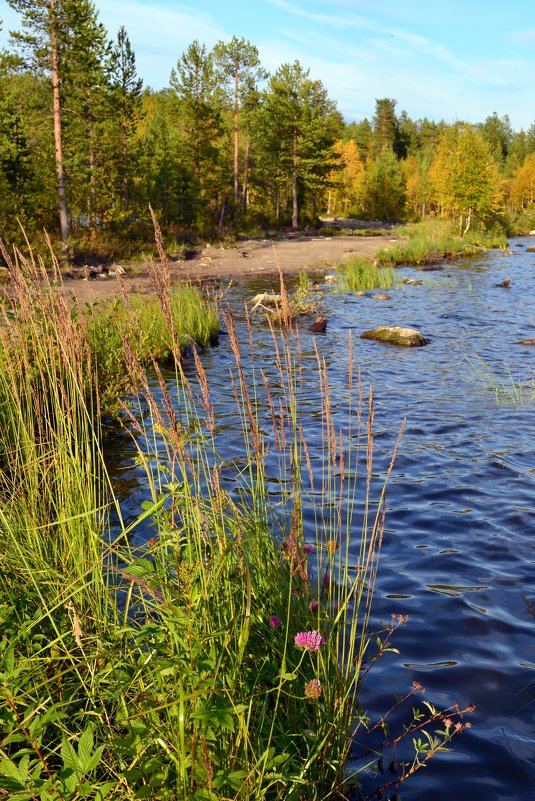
233, 69, 239, 211
463, 208, 472, 236
241, 137, 250, 213
122, 114, 129, 211
292, 127, 298, 229
89, 140, 97, 238
50, 0, 70, 242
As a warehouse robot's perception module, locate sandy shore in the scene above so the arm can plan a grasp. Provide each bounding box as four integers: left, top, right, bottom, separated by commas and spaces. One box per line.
59, 233, 395, 305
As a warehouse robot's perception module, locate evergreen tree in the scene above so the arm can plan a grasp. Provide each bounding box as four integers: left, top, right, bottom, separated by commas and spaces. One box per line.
107, 26, 143, 218
8, 0, 109, 239
372, 98, 399, 154
60, 1, 109, 232
170, 41, 223, 225
8, 0, 70, 239
262, 61, 341, 228
479, 112, 513, 164
212, 36, 266, 214
361, 149, 406, 219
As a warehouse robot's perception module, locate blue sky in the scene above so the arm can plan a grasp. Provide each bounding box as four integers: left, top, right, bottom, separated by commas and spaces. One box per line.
2, 0, 535, 130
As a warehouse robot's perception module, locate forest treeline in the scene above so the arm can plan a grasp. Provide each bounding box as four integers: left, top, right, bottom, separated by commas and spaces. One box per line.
3, 0, 535, 256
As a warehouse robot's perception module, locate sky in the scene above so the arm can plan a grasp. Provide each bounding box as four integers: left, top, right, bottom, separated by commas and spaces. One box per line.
1, 0, 535, 130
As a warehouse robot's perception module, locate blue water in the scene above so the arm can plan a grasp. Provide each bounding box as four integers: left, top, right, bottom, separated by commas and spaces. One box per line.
107, 238, 535, 800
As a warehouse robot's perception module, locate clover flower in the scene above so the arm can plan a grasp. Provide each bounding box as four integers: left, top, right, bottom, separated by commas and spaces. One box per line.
269, 615, 281, 629
304, 678, 322, 699
294, 630, 325, 651
304, 544, 314, 554
309, 599, 319, 612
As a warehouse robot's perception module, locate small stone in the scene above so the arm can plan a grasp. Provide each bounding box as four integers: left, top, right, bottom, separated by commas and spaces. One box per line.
371, 294, 391, 300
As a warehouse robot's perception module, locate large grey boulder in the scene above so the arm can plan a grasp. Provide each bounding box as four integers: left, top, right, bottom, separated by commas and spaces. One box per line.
360, 325, 428, 347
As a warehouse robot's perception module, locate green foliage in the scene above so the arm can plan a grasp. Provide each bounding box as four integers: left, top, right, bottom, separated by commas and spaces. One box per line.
360, 149, 406, 220
339, 257, 396, 291
429, 123, 504, 233
85, 286, 219, 410
376, 219, 506, 266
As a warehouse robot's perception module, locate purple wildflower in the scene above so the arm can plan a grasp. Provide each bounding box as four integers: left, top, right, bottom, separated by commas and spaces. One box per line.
294, 630, 325, 652
309, 599, 319, 612
293, 587, 301, 598
269, 615, 281, 629
304, 544, 314, 554
304, 678, 322, 699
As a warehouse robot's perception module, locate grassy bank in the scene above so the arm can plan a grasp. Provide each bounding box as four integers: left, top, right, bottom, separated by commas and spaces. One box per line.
0, 235, 471, 800
375, 220, 507, 267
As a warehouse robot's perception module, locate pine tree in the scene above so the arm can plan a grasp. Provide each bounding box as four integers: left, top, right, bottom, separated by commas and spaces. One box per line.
8, 0, 70, 239
262, 61, 340, 228
107, 26, 143, 217
212, 36, 265, 214
169, 41, 223, 225
8, 0, 109, 240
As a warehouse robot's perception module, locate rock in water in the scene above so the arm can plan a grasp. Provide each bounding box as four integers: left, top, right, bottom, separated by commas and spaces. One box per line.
308, 317, 327, 332
360, 325, 428, 347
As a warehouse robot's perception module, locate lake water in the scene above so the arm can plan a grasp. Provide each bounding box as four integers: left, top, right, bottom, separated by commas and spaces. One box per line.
107, 238, 535, 800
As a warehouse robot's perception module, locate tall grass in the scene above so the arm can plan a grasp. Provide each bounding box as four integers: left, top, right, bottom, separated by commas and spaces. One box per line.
376, 219, 507, 266
0, 234, 471, 800
338, 257, 396, 291
85, 287, 219, 411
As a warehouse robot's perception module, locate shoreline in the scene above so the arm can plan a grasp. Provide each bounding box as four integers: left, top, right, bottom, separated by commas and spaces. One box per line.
58, 234, 396, 305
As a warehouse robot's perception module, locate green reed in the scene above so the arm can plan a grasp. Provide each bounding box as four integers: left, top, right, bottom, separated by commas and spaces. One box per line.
339, 257, 396, 291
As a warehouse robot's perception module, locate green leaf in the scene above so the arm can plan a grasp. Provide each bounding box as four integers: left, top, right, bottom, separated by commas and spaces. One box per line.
60, 739, 78, 773
213, 768, 248, 791
77, 726, 94, 772
192, 790, 219, 801
280, 672, 297, 681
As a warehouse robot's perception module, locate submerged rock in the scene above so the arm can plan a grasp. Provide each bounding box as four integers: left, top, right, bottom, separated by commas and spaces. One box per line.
371, 293, 391, 300
402, 277, 423, 285
360, 325, 428, 347
515, 337, 535, 345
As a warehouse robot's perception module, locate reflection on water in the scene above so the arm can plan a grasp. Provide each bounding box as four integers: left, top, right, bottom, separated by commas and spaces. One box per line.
106, 240, 535, 800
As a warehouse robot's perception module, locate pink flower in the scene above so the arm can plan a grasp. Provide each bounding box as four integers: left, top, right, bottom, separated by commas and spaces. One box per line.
304, 544, 314, 554
269, 615, 281, 629
304, 678, 322, 699
294, 630, 325, 652
309, 599, 319, 612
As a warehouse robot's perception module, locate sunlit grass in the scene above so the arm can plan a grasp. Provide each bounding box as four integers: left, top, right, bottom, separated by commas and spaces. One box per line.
377, 220, 507, 266
338, 257, 396, 291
